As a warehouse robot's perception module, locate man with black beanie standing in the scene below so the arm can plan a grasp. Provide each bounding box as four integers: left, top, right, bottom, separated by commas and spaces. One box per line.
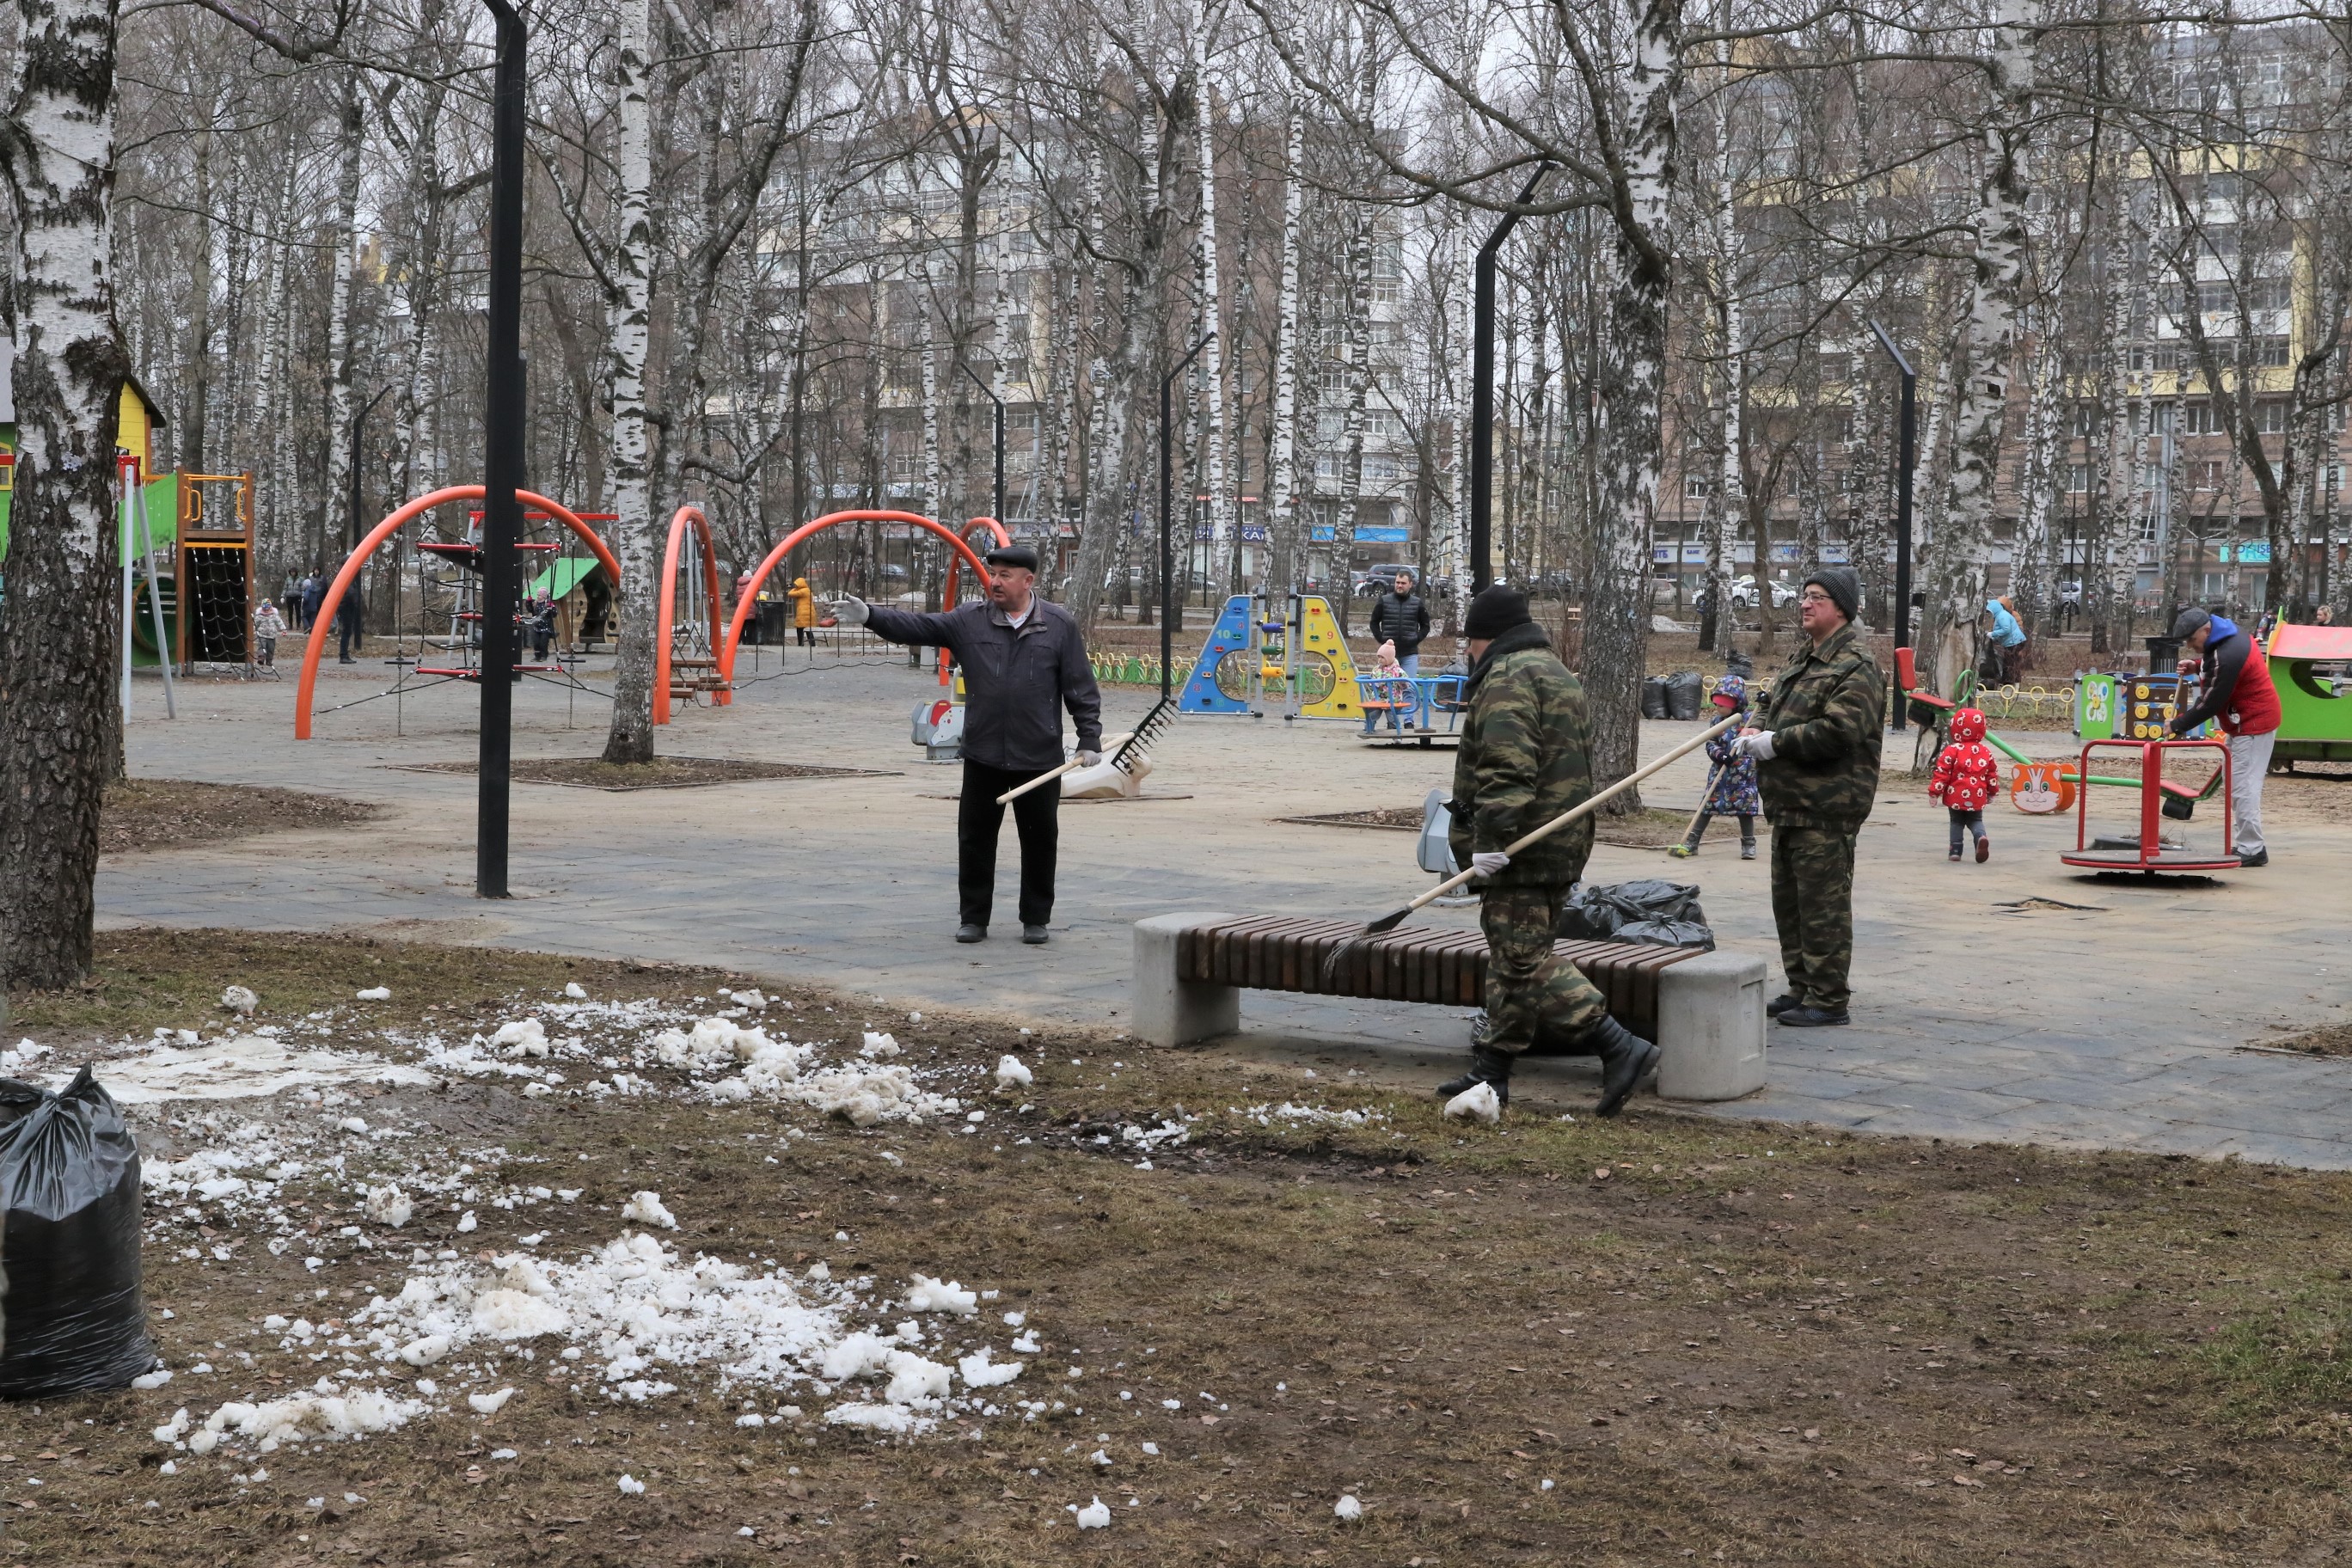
829, 543, 1103, 945
1436, 584, 1660, 1117
1731, 566, 1883, 1026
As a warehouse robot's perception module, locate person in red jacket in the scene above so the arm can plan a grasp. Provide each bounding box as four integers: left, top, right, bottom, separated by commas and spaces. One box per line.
2168, 607, 2282, 867
1927, 707, 2000, 861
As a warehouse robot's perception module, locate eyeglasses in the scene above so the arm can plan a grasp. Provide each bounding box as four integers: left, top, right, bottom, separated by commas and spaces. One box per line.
1799, 591, 1834, 605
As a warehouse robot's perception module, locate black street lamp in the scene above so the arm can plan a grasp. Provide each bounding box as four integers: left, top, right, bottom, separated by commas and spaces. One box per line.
959, 361, 1008, 527
1867, 317, 1916, 731
1161, 331, 1215, 700
477, 0, 527, 897
1470, 164, 1552, 595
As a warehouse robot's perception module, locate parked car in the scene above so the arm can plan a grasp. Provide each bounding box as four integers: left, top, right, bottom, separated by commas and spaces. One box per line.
1728, 574, 1797, 610
1352, 563, 1424, 597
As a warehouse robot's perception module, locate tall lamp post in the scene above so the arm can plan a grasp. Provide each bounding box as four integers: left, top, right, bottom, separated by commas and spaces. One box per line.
1867, 317, 1916, 732
345, 383, 393, 644
958, 361, 1007, 525
477, 0, 527, 897
1470, 164, 1551, 595
1161, 331, 1215, 702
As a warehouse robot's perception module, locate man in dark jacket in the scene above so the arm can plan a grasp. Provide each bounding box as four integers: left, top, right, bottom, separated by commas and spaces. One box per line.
1436, 585, 1659, 1116
1368, 571, 1432, 672
1735, 567, 1884, 1027
830, 544, 1103, 945
2167, 605, 2281, 866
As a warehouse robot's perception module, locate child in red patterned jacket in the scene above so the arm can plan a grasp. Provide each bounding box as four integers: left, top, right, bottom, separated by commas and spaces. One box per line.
1928, 707, 2000, 862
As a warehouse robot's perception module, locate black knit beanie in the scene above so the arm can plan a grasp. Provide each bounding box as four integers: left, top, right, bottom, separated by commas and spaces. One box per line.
1463, 585, 1534, 640
1804, 567, 1861, 625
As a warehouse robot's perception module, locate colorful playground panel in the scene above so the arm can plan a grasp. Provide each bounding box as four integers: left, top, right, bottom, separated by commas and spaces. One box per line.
2075, 670, 2196, 742
2267, 621, 2352, 765
1179, 594, 1363, 720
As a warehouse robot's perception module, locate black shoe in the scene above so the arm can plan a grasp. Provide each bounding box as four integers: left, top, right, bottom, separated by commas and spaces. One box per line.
1777, 1005, 1849, 1027
1435, 1044, 1512, 1107
1586, 1015, 1660, 1118
955, 923, 988, 943
2238, 848, 2268, 867
1766, 993, 1802, 1018
1021, 924, 1050, 945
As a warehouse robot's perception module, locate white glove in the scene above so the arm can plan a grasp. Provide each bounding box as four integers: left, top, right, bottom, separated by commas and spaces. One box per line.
1075, 750, 1102, 767
1470, 851, 1510, 879
1736, 730, 1776, 762
827, 597, 869, 627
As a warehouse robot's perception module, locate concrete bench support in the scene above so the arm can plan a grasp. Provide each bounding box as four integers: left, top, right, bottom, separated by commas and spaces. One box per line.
1132, 912, 1767, 1100
1652, 949, 1768, 1100
1132, 911, 1243, 1047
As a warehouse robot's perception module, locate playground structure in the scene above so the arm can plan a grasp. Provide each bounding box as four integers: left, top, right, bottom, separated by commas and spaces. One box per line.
2061, 738, 2240, 873
1178, 593, 1365, 723
652, 505, 724, 724
2264, 619, 2352, 767
718, 509, 994, 695
294, 487, 621, 738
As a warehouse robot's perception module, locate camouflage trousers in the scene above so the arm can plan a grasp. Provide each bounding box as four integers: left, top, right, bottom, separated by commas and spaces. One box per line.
1479, 884, 1609, 1056
1768, 824, 1859, 1010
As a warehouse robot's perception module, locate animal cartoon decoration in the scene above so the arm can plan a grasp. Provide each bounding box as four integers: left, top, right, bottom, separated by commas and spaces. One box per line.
2007, 759, 2077, 814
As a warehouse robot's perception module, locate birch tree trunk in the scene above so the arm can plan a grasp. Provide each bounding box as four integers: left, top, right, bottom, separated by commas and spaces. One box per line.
319, 68, 363, 573
1706, 158, 1742, 656
600, 0, 659, 764
1930, 0, 2037, 689
1191, 0, 1233, 602
1266, 107, 1303, 595
1330, 199, 1373, 633
1582, 0, 1682, 809
2011, 305, 2059, 634
250, 146, 297, 588
0, 0, 132, 988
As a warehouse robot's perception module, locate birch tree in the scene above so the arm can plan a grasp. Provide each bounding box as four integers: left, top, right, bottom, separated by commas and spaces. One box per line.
600, 0, 658, 763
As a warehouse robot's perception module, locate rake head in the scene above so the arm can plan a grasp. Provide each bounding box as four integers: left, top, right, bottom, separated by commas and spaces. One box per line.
1110, 697, 1176, 774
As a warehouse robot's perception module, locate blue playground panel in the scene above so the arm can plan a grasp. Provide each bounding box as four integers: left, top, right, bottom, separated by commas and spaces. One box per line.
1179, 595, 1258, 714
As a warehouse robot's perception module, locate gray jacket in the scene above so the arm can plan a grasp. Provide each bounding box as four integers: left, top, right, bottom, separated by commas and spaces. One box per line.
863, 597, 1104, 772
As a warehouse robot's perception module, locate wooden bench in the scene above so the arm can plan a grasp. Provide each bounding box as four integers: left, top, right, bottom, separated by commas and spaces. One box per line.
1132, 912, 1766, 1100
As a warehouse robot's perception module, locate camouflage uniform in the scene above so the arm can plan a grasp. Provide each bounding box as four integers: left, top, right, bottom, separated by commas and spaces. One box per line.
1754, 622, 1885, 1010
1448, 622, 1607, 1055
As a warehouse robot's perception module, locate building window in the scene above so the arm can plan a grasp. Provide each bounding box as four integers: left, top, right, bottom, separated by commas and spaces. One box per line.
1684, 475, 1710, 499
2067, 464, 2090, 492
2256, 401, 2288, 434
2183, 401, 2216, 435
2190, 460, 2225, 490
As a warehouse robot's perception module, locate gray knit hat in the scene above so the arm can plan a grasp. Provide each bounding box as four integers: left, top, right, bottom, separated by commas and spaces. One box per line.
1803, 567, 1862, 624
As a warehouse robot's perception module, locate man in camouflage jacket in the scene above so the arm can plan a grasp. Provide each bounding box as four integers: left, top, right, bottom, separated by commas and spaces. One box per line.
1731, 567, 1884, 1026
1438, 585, 1659, 1116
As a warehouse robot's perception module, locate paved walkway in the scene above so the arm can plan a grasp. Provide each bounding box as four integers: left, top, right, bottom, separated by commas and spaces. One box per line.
104, 646, 2352, 1167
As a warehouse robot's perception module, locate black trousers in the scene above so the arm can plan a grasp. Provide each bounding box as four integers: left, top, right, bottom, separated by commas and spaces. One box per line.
959, 760, 1060, 928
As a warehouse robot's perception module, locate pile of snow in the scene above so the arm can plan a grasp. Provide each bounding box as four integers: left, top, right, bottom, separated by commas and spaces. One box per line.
356, 987, 391, 1001
1072, 1497, 1112, 1529
364, 1185, 413, 1228
36, 1034, 433, 1106
346, 1227, 1028, 1433
220, 985, 260, 1015
1232, 1101, 1387, 1130
994, 1056, 1032, 1089
185, 1381, 431, 1453
1, 1040, 52, 1074
491, 1020, 550, 1058
620, 1191, 677, 1230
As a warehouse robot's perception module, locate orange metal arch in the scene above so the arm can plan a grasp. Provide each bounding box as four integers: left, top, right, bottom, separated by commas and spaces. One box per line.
294, 486, 620, 738
719, 510, 989, 689
652, 505, 724, 725
936, 518, 1016, 683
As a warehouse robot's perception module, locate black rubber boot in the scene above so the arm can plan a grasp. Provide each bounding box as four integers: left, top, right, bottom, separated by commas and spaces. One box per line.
1435, 1045, 1513, 1107
1585, 1015, 1660, 1118
1766, 992, 1801, 1017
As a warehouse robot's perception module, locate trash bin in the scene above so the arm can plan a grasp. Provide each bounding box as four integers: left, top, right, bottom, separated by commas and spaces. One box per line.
1640, 676, 1669, 720
2144, 633, 2183, 673
1663, 671, 1703, 721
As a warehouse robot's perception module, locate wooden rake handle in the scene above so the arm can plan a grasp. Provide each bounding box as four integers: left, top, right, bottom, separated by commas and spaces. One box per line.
1404, 712, 1744, 916
994, 732, 1137, 804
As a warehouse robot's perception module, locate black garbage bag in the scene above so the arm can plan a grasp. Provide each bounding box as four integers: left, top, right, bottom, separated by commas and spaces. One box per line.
0, 1067, 155, 1398
1558, 879, 1710, 941
1639, 677, 1669, 720
1613, 917, 1717, 952
1663, 671, 1704, 721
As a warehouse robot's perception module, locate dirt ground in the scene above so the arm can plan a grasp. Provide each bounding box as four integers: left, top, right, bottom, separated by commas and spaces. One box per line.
392, 758, 892, 791
4, 930, 2352, 1565
101, 781, 384, 858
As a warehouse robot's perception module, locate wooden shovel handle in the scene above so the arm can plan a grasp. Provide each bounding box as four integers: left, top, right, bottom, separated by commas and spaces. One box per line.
1405, 712, 1744, 916
994, 732, 1137, 804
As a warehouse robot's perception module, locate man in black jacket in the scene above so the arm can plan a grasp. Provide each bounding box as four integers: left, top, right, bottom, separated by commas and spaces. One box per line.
830, 545, 1103, 945
1368, 571, 1432, 673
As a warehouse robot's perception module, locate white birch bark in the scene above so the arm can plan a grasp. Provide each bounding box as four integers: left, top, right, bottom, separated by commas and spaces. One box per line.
0, 0, 132, 984
1191, 0, 1233, 601
1267, 106, 1304, 593
1706, 89, 1743, 656
601, 0, 659, 763
1930, 0, 2037, 689
250, 147, 297, 586
319, 68, 363, 571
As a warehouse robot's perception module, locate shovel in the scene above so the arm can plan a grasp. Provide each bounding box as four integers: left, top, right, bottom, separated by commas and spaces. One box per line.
995, 732, 1138, 805
1319, 712, 1744, 989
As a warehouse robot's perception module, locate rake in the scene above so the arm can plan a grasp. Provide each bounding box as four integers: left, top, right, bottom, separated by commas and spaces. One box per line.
1317, 712, 1743, 991
995, 731, 1139, 805
1109, 697, 1177, 775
